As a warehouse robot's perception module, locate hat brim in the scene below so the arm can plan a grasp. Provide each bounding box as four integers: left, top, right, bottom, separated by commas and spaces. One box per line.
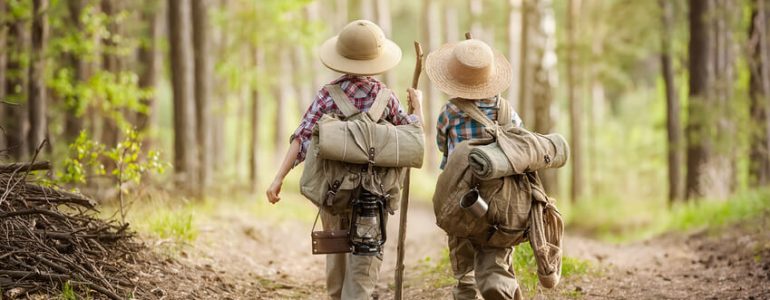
319, 36, 402, 76
425, 42, 512, 99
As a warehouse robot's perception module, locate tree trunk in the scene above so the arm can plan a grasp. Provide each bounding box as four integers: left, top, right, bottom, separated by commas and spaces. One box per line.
211, 0, 229, 175
749, 0, 770, 187
27, 0, 49, 154
422, 0, 441, 170
335, 0, 349, 31
469, 0, 486, 43
192, 0, 212, 193
64, 0, 87, 143
660, 0, 683, 203
518, 1, 533, 126
567, 0, 583, 202
359, 0, 375, 21
0, 1, 7, 150
137, 0, 163, 143
250, 47, 263, 193
274, 49, 292, 160
4, 12, 30, 160
531, 0, 559, 195
306, 1, 327, 91
374, 0, 395, 86
686, 0, 736, 200
100, 0, 120, 148
293, 46, 312, 113
507, 0, 522, 110
168, 0, 198, 189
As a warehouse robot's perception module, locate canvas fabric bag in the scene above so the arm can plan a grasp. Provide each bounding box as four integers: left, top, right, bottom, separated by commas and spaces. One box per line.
317, 85, 424, 168
432, 98, 565, 288
300, 85, 407, 215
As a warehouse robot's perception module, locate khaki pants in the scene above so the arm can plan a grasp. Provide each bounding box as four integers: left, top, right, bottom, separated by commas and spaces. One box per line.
448, 235, 523, 300
321, 210, 383, 300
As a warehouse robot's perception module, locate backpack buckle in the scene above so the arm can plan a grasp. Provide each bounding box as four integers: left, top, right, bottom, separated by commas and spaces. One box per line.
368, 147, 376, 165
325, 180, 342, 206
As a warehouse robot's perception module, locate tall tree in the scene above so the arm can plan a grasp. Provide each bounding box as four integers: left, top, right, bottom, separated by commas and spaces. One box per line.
27, 0, 49, 154
422, 0, 441, 170
4, 7, 30, 160
64, 0, 88, 142
334, 0, 348, 31
686, 0, 737, 200
530, 0, 559, 194
507, 0, 522, 110
192, 0, 212, 192
518, 0, 533, 126
274, 48, 292, 159
749, 0, 770, 187
0, 1, 7, 150
567, 0, 583, 202
168, 0, 198, 189
660, 0, 683, 203
137, 0, 164, 143
375, 0, 395, 86
100, 0, 120, 148
250, 47, 263, 192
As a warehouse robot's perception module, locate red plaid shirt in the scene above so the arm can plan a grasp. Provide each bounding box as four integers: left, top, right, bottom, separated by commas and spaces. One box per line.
291, 75, 419, 165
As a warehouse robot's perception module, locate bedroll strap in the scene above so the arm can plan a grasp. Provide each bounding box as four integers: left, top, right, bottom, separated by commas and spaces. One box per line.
368, 88, 392, 122
450, 97, 514, 127
325, 84, 360, 118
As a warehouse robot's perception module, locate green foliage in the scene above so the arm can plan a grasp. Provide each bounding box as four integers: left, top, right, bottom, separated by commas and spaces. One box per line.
513, 243, 592, 297
106, 129, 166, 187
59, 281, 77, 300
416, 250, 455, 289
58, 131, 106, 185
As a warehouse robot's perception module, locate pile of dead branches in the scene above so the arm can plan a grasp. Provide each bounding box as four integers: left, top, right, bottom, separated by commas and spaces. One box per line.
0, 162, 146, 299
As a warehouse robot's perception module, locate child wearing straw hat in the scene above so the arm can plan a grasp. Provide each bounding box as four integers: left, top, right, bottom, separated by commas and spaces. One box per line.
426, 39, 524, 300
266, 20, 422, 300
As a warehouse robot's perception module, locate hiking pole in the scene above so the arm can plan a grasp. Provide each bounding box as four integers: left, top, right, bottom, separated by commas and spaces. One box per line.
394, 41, 423, 300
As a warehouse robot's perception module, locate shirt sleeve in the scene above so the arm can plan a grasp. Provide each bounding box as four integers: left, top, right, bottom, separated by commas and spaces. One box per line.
290, 89, 330, 165
436, 105, 450, 156
384, 92, 420, 125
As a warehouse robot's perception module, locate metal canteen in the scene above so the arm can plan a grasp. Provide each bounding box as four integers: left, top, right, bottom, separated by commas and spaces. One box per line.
460, 187, 488, 218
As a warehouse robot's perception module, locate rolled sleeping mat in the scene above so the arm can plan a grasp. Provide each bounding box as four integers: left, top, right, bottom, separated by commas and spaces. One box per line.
468, 132, 569, 180
317, 115, 425, 168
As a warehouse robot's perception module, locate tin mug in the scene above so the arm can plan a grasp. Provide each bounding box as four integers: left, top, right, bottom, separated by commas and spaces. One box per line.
460, 187, 488, 218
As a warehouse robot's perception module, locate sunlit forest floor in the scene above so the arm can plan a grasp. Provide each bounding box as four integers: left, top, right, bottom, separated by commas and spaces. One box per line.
110, 190, 770, 300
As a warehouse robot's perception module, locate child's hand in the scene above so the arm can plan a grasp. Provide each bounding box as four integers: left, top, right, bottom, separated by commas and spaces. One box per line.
266, 179, 283, 204
407, 88, 423, 112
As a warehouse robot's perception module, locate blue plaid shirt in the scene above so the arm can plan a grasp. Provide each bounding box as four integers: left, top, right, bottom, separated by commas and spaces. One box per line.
436, 96, 524, 169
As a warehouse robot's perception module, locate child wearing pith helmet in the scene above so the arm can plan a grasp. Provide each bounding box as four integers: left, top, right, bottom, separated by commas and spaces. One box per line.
267, 20, 423, 300
426, 38, 525, 300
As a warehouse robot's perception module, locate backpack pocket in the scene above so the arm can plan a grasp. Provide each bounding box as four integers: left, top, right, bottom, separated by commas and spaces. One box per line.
485, 225, 528, 248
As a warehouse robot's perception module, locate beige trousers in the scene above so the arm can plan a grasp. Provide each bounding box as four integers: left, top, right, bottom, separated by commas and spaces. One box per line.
448, 235, 523, 300
321, 210, 383, 300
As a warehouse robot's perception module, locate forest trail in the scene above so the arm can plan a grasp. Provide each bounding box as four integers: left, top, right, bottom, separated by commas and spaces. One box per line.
162, 200, 770, 299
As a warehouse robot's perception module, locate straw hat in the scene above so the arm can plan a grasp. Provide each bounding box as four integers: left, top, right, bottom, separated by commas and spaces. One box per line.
319, 20, 402, 76
425, 39, 512, 99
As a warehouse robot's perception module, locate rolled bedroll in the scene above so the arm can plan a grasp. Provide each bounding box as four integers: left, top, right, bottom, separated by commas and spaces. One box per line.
468, 129, 569, 180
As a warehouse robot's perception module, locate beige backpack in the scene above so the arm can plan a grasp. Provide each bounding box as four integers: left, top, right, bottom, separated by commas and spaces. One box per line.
300, 84, 422, 215
432, 98, 567, 288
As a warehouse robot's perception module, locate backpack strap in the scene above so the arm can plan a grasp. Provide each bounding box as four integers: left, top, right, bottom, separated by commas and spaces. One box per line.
325, 84, 360, 118
367, 88, 392, 122
450, 97, 513, 128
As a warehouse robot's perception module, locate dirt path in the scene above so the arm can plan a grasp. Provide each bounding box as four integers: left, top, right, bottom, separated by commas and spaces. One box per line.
154, 201, 770, 299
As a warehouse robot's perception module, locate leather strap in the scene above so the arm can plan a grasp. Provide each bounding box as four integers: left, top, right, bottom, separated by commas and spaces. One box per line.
326, 84, 360, 118
368, 88, 392, 122
450, 97, 513, 127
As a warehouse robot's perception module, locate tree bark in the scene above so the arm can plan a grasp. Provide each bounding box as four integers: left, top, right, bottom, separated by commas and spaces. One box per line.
0, 1, 7, 150
192, 0, 212, 193
567, 0, 583, 202
4, 11, 30, 160
374, 0, 395, 86
274, 49, 292, 159
518, 1, 533, 126
27, 0, 49, 154
686, 0, 736, 200
749, 0, 770, 187
100, 0, 120, 148
531, 0, 559, 195
660, 0, 683, 203
137, 0, 163, 143
64, 0, 87, 143
422, 0, 441, 170
168, 0, 198, 189
507, 0, 522, 110
250, 47, 263, 192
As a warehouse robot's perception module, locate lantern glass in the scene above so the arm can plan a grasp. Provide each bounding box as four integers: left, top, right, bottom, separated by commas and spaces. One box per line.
350, 190, 387, 256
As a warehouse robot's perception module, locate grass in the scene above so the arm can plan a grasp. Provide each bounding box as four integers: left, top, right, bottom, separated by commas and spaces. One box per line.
59, 281, 77, 300
416, 242, 592, 297
564, 188, 770, 243
147, 210, 198, 243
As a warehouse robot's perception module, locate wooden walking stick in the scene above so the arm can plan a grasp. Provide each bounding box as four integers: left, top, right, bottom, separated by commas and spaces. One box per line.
394, 41, 423, 300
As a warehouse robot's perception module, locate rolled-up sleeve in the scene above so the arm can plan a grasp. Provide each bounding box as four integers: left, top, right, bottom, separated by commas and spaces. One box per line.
385, 93, 420, 125
290, 89, 329, 165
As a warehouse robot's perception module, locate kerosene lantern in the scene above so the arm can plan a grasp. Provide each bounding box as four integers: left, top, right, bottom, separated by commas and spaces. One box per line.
349, 189, 387, 256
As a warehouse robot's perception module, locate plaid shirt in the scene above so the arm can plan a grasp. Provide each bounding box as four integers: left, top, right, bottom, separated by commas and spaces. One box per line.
436, 96, 524, 169
291, 75, 419, 165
